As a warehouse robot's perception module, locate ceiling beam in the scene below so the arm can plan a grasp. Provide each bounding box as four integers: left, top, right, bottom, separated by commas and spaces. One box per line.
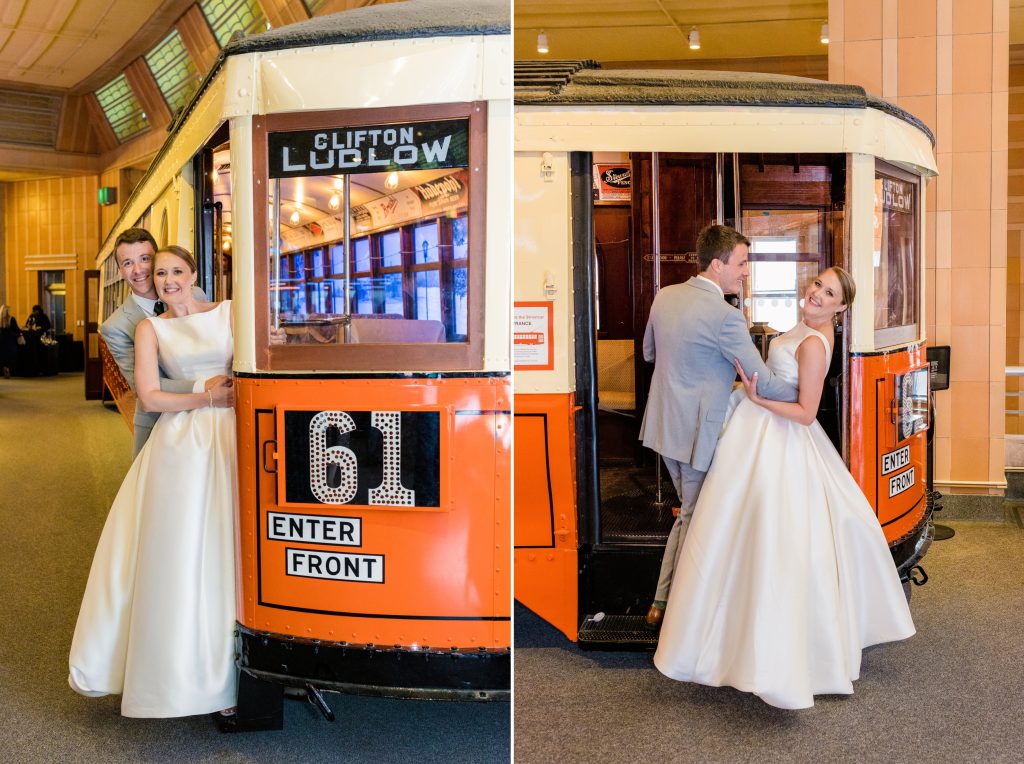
0, 144, 101, 178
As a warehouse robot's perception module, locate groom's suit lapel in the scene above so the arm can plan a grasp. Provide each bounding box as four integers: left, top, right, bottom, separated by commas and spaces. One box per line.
119, 295, 146, 328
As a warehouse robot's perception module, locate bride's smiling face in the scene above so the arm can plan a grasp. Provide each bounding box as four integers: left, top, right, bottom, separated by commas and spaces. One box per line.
803, 269, 847, 321
153, 252, 197, 303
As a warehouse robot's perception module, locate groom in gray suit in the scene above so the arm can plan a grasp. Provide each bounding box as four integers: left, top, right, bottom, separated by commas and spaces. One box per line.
100, 228, 229, 457
640, 224, 798, 628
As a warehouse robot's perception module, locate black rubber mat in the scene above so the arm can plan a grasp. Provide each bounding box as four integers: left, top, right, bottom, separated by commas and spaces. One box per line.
577, 614, 659, 651
599, 466, 676, 543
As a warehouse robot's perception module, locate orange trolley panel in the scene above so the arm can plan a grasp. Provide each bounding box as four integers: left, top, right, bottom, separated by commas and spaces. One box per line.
235, 375, 510, 650
513, 392, 579, 642
848, 345, 928, 544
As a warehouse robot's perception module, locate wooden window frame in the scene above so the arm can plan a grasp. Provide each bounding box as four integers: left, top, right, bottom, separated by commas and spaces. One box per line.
253, 102, 487, 371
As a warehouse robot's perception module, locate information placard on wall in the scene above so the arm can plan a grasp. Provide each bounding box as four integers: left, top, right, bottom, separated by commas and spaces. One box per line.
513, 302, 554, 370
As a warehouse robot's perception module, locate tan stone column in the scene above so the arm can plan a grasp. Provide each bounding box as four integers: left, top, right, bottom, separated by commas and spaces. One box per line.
828, 0, 1009, 494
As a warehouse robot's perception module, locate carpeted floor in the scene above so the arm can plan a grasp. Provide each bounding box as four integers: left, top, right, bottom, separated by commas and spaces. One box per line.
515, 516, 1024, 762
0, 374, 510, 763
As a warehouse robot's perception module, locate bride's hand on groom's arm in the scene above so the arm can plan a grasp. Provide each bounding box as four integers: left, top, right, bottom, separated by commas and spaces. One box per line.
734, 359, 763, 406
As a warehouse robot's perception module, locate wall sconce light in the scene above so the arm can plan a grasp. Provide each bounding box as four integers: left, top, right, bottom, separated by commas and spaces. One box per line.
688, 27, 700, 50
329, 193, 340, 210
385, 171, 399, 190
820, 22, 829, 44
537, 30, 549, 54
290, 210, 300, 224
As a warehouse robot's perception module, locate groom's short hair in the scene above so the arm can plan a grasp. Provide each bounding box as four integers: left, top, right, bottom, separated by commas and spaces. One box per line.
697, 225, 750, 271
113, 227, 157, 266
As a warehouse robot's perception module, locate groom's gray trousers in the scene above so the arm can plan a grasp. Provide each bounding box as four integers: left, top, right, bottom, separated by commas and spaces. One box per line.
654, 456, 707, 603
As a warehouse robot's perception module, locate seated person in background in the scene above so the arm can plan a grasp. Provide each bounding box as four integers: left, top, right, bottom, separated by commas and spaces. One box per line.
25, 305, 51, 333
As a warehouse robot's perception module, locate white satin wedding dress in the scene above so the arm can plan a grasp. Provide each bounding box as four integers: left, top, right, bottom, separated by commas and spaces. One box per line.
653, 321, 915, 710
69, 301, 237, 717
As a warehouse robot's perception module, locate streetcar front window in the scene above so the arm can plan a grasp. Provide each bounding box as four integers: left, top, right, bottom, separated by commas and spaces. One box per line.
265, 116, 472, 348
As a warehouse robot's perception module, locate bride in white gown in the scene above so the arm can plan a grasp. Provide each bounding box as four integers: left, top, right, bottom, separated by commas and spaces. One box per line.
653, 267, 915, 710
69, 246, 237, 718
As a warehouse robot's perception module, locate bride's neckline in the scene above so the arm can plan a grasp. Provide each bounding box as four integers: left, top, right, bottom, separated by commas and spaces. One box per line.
157, 301, 225, 321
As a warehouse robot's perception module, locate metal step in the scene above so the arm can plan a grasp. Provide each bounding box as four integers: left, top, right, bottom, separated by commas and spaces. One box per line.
577, 614, 659, 651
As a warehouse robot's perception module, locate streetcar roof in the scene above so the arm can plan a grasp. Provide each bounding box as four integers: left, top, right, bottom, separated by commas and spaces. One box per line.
226, 0, 509, 55
514, 61, 934, 146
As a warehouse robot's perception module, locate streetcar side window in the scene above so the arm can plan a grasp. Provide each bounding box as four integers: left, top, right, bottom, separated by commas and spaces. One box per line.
261, 112, 480, 364
873, 163, 920, 347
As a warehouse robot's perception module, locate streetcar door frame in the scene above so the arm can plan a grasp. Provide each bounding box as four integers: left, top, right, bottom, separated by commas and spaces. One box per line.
193, 122, 231, 300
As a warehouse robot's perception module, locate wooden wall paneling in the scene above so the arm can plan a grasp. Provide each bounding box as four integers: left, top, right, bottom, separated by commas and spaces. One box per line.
1, 176, 100, 342
56, 95, 98, 154
100, 167, 122, 241
315, 0, 403, 16
83, 93, 120, 154
176, 5, 220, 77
123, 59, 173, 132
259, 0, 312, 28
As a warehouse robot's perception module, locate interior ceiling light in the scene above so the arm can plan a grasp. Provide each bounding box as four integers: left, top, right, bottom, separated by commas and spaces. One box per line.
537, 30, 549, 54
211, 165, 219, 182
385, 171, 400, 190
333, 177, 343, 190
329, 193, 341, 210
290, 210, 300, 224
820, 22, 829, 44
688, 27, 700, 51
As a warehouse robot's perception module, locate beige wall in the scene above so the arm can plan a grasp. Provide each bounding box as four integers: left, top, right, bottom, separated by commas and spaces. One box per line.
0, 176, 101, 342
1007, 48, 1024, 433
828, 0, 1009, 493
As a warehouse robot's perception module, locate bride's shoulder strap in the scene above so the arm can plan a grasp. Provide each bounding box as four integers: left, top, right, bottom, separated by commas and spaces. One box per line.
799, 326, 831, 359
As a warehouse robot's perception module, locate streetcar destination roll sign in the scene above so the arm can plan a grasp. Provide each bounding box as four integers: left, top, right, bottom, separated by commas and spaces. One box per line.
269, 119, 469, 178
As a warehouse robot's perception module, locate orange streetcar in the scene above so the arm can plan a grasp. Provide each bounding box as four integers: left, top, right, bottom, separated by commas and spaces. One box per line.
92, 2, 511, 728
513, 62, 937, 647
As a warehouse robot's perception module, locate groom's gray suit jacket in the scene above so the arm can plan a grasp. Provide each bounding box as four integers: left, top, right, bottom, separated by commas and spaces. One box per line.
100, 287, 207, 455
639, 277, 798, 473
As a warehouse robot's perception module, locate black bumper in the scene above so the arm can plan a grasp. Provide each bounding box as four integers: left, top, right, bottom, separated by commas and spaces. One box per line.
238, 626, 510, 701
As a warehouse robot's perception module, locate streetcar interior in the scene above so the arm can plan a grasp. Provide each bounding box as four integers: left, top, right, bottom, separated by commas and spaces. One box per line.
266, 125, 471, 348
592, 151, 848, 546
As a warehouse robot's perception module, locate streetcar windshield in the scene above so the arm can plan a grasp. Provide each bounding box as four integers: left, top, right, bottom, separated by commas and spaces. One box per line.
266, 117, 471, 347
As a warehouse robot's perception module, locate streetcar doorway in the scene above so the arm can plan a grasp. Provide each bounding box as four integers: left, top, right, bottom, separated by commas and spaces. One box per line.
588, 152, 848, 554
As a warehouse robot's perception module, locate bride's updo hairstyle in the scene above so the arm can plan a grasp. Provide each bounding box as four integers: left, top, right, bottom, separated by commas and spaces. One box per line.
827, 266, 856, 309
155, 245, 198, 273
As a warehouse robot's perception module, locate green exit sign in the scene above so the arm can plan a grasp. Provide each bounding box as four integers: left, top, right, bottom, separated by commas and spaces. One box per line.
98, 187, 117, 206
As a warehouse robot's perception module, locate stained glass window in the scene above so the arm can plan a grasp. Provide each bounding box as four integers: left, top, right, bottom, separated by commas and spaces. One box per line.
144, 30, 200, 118
94, 75, 149, 143
200, 0, 267, 47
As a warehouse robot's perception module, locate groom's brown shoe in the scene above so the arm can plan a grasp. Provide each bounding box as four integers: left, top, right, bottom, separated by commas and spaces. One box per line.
644, 604, 664, 629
